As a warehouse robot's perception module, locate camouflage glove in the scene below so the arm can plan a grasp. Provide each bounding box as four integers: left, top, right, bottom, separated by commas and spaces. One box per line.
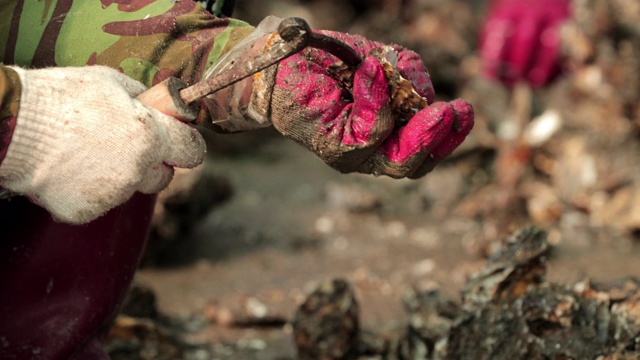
250, 30, 474, 179
0, 66, 205, 224
479, 0, 570, 88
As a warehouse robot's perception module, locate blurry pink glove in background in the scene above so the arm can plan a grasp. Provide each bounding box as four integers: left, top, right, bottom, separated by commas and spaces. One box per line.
479, 0, 571, 88
268, 31, 474, 179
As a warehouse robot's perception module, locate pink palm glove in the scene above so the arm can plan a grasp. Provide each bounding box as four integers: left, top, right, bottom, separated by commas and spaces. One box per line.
479, 0, 571, 88
263, 31, 473, 179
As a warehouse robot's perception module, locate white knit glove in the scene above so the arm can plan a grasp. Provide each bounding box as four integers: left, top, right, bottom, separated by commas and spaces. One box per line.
0, 66, 206, 224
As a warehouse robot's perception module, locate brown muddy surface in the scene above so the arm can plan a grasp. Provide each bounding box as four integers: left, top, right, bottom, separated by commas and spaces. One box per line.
106, 1, 640, 359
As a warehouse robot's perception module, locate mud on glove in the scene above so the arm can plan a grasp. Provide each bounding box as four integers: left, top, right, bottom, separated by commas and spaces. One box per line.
249, 29, 474, 179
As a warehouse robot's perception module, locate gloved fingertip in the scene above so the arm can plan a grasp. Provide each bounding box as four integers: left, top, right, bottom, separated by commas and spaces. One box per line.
405, 100, 474, 179
138, 163, 174, 194
177, 127, 207, 168
353, 56, 390, 108
396, 49, 435, 103
151, 110, 207, 169
356, 56, 386, 83
527, 38, 563, 87
450, 99, 475, 134
418, 101, 457, 130
172, 138, 206, 169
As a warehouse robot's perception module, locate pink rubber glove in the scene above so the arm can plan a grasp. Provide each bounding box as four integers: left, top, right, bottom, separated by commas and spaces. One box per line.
479, 0, 571, 88
266, 31, 474, 179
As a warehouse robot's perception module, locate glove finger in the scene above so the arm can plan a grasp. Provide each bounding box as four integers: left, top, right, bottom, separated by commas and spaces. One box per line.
479, 15, 514, 84
146, 106, 206, 168
408, 99, 474, 179
138, 162, 175, 194
365, 101, 457, 178
504, 16, 545, 84
364, 99, 473, 179
343, 56, 393, 147
395, 48, 435, 103
480, 1, 528, 85
526, 21, 564, 87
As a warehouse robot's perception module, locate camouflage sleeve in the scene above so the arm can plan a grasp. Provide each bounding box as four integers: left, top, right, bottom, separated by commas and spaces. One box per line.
0, 0, 255, 88
0, 66, 20, 166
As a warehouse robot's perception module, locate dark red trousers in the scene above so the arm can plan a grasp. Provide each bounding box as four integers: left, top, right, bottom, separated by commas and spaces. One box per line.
0, 193, 155, 359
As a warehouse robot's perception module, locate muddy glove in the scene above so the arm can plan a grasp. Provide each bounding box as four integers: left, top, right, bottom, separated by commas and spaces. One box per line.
247, 31, 473, 179
479, 0, 570, 88
0, 66, 205, 225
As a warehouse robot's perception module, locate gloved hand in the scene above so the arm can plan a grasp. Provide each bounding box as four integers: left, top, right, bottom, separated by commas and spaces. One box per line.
251, 30, 474, 179
0, 66, 206, 225
479, 0, 571, 88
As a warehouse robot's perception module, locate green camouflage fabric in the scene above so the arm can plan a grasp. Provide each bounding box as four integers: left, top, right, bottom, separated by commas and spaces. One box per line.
0, 0, 254, 164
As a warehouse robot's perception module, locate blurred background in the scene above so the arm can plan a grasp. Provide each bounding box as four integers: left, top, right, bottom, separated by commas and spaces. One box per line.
107, 1, 640, 359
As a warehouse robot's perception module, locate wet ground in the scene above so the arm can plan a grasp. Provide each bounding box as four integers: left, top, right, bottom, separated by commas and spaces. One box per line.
106, 1, 640, 359
124, 132, 638, 359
